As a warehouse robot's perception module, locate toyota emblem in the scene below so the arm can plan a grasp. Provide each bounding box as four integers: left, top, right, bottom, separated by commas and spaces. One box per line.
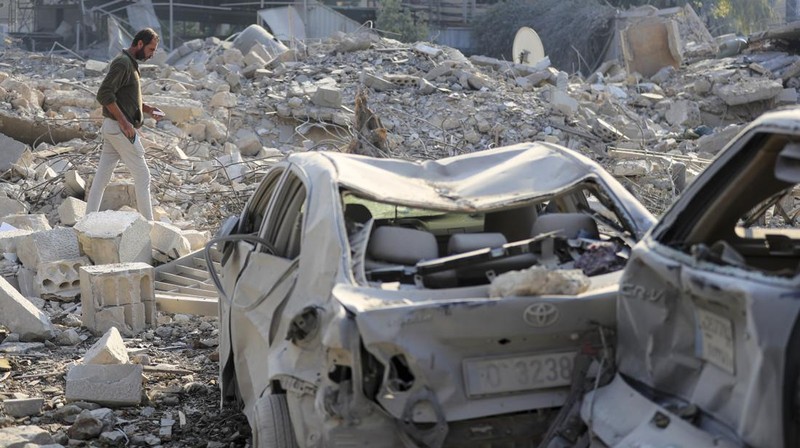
523, 303, 559, 327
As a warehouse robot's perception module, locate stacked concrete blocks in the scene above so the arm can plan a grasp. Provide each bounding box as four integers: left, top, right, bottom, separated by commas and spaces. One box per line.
80, 262, 155, 336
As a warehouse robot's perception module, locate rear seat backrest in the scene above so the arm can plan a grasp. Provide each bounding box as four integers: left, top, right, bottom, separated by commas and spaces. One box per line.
484, 205, 538, 242
531, 213, 599, 239
367, 226, 438, 265
448, 232, 507, 255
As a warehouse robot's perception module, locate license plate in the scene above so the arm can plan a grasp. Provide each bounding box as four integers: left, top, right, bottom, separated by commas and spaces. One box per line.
463, 351, 576, 397
695, 308, 735, 374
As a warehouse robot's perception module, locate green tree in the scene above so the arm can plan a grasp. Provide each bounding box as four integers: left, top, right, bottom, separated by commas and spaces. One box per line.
376, 0, 429, 43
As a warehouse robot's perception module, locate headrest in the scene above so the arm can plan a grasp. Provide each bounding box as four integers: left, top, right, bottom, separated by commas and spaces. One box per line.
367, 226, 438, 264
448, 232, 507, 255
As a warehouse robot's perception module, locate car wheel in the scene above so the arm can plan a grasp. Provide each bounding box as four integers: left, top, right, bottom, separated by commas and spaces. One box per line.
253, 394, 299, 448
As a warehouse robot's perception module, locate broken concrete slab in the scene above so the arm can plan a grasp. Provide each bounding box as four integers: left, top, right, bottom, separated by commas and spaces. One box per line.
151, 222, 191, 263
1, 213, 51, 231
83, 327, 129, 365
16, 227, 80, 270
3, 397, 44, 417
64, 170, 86, 197
311, 86, 343, 108
0, 275, 54, 341
715, 78, 783, 106
144, 95, 204, 124
0, 196, 28, 221
65, 363, 143, 407
0, 133, 28, 173
97, 181, 136, 212
0, 228, 32, 255
621, 18, 682, 77
0, 425, 55, 447
74, 211, 151, 265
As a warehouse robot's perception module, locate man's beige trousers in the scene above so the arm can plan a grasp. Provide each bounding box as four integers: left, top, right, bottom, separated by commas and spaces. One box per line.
85, 118, 153, 220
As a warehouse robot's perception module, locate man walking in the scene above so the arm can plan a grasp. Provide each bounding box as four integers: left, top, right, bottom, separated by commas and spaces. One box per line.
86, 28, 164, 221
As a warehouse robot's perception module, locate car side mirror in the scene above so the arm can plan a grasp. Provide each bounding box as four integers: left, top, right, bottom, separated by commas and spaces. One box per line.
775, 142, 800, 183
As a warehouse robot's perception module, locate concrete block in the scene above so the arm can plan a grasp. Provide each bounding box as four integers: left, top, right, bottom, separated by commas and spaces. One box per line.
2, 214, 51, 231
80, 262, 154, 335
210, 91, 237, 108
0, 425, 54, 447
182, 230, 210, 251
84, 327, 129, 365
0, 133, 28, 172
85, 59, 108, 74
144, 95, 203, 124
65, 364, 143, 407
0, 196, 28, 221
234, 130, 262, 156
74, 211, 151, 265
777, 87, 798, 104
64, 170, 86, 197
311, 87, 342, 108
0, 275, 54, 341
715, 78, 783, 106
58, 197, 87, 226
665, 100, 700, 127
360, 72, 397, 91
33, 256, 89, 300
3, 397, 44, 417
97, 181, 135, 212
151, 222, 191, 262
550, 90, 579, 116
244, 50, 267, 68
16, 227, 80, 270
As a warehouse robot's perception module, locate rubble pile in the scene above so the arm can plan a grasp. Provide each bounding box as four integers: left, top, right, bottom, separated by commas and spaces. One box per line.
0, 13, 798, 445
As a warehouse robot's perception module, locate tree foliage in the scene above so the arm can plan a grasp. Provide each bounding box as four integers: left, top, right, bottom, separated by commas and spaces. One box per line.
376, 0, 429, 43
604, 0, 775, 34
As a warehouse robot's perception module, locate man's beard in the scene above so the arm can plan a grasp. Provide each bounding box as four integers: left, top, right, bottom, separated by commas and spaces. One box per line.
135, 47, 148, 61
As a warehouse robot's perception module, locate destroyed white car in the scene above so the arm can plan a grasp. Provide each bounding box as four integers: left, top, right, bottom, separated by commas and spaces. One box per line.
576, 108, 800, 448
210, 142, 655, 447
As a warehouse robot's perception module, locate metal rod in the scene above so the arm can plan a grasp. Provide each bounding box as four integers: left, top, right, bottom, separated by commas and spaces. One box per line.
169, 0, 173, 51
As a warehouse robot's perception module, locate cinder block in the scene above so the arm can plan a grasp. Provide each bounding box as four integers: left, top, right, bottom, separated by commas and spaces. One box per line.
80, 263, 155, 335
83, 327, 129, 365
33, 256, 89, 300
58, 197, 87, 226
74, 211, 151, 264
16, 227, 80, 270
2, 214, 51, 231
65, 364, 143, 407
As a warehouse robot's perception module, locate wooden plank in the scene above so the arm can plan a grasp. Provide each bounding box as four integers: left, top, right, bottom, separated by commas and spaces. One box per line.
156, 293, 218, 316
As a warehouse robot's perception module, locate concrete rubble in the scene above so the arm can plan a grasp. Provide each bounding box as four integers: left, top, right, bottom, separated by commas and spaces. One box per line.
0, 9, 797, 446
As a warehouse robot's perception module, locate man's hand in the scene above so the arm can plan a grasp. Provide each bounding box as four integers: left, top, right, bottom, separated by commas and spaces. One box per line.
144, 104, 165, 122
119, 119, 136, 141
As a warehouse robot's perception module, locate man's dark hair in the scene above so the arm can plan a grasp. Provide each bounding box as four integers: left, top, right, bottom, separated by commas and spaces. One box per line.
132, 28, 159, 46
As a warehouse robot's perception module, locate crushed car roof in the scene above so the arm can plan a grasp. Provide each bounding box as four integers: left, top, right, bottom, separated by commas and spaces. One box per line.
291, 142, 649, 216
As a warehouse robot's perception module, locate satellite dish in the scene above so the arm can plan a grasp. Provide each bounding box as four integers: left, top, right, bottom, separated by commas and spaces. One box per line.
512, 27, 545, 66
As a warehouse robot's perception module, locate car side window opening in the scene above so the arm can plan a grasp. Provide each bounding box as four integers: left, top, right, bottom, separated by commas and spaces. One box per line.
239, 168, 285, 236
260, 172, 307, 259
341, 185, 635, 289
661, 135, 800, 276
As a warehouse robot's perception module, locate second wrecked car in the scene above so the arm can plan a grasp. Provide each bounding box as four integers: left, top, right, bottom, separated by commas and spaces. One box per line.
211, 142, 655, 447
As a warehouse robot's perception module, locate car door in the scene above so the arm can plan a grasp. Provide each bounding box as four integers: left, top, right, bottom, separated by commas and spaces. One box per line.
616, 119, 800, 448
226, 168, 307, 411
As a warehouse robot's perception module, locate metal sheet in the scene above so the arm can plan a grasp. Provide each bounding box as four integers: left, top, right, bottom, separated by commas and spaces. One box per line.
258, 6, 306, 42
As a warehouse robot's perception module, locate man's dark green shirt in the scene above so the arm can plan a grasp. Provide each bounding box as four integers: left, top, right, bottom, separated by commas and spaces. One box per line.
96, 50, 143, 128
